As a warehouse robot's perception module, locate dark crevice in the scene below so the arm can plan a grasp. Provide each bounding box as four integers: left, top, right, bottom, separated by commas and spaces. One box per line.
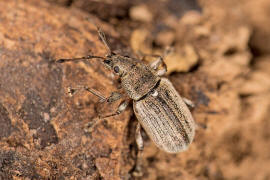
224, 47, 237, 56
248, 33, 266, 67
189, 60, 201, 73
217, 81, 226, 90
248, 32, 265, 58
66, 0, 74, 7
238, 93, 253, 99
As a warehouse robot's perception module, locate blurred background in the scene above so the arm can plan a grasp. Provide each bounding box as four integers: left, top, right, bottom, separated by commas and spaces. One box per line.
0, 0, 269, 179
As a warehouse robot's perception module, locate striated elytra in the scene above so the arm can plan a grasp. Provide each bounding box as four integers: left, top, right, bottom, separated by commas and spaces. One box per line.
134, 78, 195, 153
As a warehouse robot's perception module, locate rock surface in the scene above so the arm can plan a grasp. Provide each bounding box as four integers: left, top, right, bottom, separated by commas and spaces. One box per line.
0, 0, 269, 179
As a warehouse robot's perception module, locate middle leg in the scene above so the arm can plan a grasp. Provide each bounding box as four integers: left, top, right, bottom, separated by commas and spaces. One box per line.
133, 123, 144, 177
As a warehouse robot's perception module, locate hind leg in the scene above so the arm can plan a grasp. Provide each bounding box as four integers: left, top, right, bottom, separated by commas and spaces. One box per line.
132, 123, 144, 177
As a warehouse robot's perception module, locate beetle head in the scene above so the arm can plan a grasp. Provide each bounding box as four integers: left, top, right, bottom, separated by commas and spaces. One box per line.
56, 27, 137, 78
103, 53, 136, 77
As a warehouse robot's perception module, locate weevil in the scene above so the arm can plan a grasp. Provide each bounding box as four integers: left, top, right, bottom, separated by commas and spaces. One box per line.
56, 27, 195, 154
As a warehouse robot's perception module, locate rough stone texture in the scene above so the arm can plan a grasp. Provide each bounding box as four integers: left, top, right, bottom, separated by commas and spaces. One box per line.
0, 1, 133, 179
0, 0, 270, 180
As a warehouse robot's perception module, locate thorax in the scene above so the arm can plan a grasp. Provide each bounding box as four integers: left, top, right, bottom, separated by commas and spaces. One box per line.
121, 63, 160, 100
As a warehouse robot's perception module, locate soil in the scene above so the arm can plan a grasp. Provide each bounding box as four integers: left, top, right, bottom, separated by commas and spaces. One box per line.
0, 0, 269, 179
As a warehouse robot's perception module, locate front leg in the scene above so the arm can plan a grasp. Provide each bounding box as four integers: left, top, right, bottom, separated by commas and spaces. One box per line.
139, 48, 172, 76
140, 54, 167, 76
67, 85, 130, 119
67, 86, 122, 103
149, 56, 167, 76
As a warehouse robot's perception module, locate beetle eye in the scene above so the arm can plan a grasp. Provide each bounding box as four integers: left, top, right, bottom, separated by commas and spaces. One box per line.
104, 60, 111, 64
114, 66, 120, 73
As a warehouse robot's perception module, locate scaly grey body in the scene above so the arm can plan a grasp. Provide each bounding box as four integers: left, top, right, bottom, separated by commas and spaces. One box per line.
134, 78, 195, 153
105, 55, 195, 153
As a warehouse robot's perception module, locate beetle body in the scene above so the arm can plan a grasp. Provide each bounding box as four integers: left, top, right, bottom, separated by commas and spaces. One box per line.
105, 54, 195, 153
57, 29, 195, 153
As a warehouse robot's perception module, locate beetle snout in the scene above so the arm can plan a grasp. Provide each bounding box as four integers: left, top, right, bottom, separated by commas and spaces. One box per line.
103, 59, 114, 67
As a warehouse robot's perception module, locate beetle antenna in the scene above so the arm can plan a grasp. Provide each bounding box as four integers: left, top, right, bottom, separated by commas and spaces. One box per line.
84, 18, 113, 55
97, 27, 112, 55
56, 55, 105, 63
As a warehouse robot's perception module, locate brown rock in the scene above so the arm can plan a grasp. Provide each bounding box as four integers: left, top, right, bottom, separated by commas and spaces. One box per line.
0, 0, 133, 179
0, 0, 270, 180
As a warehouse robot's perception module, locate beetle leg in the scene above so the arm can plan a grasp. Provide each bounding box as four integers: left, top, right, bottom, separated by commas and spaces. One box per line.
106, 92, 123, 103
99, 100, 129, 119
140, 48, 172, 76
67, 85, 129, 118
67, 86, 122, 103
182, 97, 195, 108
84, 100, 129, 133
84, 117, 103, 134
149, 56, 165, 69
67, 86, 106, 101
195, 122, 207, 130
140, 54, 167, 71
156, 67, 167, 76
151, 56, 167, 76
137, 51, 164, 69
141, 54, 168, 76
133, 123, 144, 177
135, 123, 144, 151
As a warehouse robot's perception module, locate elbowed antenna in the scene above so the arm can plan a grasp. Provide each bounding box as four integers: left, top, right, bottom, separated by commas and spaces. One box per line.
56, 55, 105, 63
83, 17, 113, 55
97, 27, 112, 55
56, 19, 114, 64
